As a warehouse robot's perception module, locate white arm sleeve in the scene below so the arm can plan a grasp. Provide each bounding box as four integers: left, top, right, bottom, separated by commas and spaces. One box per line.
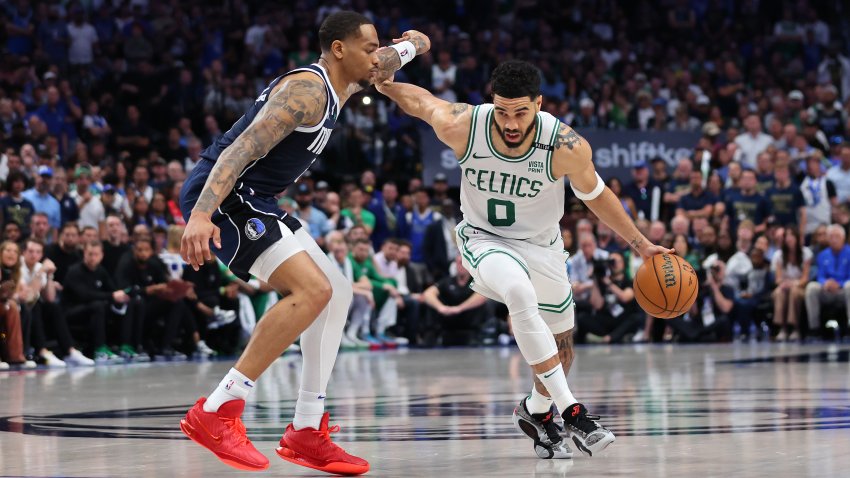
570, 172, 605, 201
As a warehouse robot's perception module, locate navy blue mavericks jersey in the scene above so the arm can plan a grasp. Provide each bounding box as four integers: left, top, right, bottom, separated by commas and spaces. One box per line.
200, 63, 339, 204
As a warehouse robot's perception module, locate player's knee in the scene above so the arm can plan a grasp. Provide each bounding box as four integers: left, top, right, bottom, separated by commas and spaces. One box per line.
308, 276, 333, 312
503, 282, 538, 317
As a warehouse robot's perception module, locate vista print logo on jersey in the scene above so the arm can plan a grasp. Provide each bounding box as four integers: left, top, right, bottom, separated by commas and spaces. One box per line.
245, 218, 266, 240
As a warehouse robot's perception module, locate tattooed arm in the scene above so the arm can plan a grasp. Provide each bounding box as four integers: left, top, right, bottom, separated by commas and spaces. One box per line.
552, 123, 672, 260
375, 80, 471, 157
181, 74, 327, 269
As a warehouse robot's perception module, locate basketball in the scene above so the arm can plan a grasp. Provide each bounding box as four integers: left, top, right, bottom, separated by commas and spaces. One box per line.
633, 253, 699, 319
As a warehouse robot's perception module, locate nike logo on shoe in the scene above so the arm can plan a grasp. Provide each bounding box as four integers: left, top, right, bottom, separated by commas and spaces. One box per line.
318, 395, 326, 400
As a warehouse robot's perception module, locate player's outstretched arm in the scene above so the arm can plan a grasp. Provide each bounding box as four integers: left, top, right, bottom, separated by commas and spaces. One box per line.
375, 80, 471, 156
346, 30, 430, 97
181, 75, 327, 270
551, 123, 672, 260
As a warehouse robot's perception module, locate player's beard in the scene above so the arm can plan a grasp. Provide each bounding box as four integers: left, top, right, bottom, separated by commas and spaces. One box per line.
493, 120, 536, 148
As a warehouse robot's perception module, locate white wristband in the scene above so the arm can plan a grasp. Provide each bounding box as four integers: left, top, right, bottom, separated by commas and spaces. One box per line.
390, 40, 416, 68
571, 172, 605, 201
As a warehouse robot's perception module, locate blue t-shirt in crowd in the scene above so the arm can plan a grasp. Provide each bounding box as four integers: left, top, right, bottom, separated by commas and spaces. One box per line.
724, 190, 769, 232
816, 245, 850, 285
677, 190, 717, 214
765, 183, 804, 226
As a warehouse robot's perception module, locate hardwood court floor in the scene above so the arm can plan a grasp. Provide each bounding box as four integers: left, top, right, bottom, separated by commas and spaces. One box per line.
1, 343, 849, 477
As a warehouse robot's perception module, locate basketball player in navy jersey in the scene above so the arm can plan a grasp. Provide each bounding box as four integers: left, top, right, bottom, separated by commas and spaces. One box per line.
178, 12, 429, 474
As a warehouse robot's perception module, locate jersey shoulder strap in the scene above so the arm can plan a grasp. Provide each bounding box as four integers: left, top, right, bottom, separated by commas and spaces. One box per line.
457, 103, 491, 165
534, 111, 561, 182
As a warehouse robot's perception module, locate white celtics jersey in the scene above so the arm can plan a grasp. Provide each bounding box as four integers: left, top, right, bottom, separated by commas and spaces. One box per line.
457, 104, 564, 239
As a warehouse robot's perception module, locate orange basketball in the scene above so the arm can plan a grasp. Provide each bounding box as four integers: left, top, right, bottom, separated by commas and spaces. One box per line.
633, 253, 699, 319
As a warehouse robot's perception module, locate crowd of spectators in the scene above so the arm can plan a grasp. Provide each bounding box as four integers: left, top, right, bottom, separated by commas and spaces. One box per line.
1, 1, 850, 368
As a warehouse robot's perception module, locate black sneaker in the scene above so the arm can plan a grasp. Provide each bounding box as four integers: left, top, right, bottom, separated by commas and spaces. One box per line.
512, 397, 573, 459
562, 403, 615, 456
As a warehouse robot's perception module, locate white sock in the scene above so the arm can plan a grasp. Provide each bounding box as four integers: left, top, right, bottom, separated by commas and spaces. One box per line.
203, 367, 255, 412
535, 364, 577, 415
526, 386, 554, 414
293, 389, 326, 430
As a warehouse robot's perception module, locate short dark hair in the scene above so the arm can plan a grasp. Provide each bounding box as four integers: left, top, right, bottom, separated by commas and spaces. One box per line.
318, 11, 372, 52
5, 171, 27, 193
83, 240, 103, 251
396, 239, 412, 249
491, 60, 541, 100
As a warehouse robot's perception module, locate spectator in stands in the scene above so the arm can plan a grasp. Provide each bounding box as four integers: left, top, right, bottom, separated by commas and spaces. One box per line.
23, 166, 61, 231
372, 238, 407, 345
0, 171, 34, 234
62, 241, 128, 362
20, 238, 93, 366
805, 225, 850, 336
45, 222, 81, 284
623, 161, 660, 221
128, 164, 154, 204
826, 144, 850, 203
0, 263, 31, 369
181, 257, 234, 356
430, 173, 450, 208
721, 169, 769, 234
116, 238, 194, 359
422, 256, 487, 346
578, 252, 641, 344
568, 233, 609, 321
607, 177, 637, 220
293, 183, 331, 249
735, 114, 774, 169
766, 164, 805, 231
72, 165, 105, 231
368, 181, 404, 250
401, 188, 441, 264
662, 159, 693, 220
341, 187, 375, 235
325, 233, 372, 349
28, 212, 54, 246
423, 198, 457, 281
393, 239, 428, 345
3, 222, 22, 243
669, 260, 734, 342
101, 214, 129, 276
800, 155, 837, 239
677, 170, 716, 220
772, 228, 811, 342
349, 238, 398, 347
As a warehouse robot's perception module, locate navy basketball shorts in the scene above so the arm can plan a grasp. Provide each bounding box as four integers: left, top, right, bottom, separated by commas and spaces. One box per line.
180, 160, 305, 282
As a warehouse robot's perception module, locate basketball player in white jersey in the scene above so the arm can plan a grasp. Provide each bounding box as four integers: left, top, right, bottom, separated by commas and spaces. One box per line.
376, 60, 671, 459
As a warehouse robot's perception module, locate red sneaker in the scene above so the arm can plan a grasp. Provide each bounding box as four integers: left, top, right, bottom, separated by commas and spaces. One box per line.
180, 397, 270, 471
276, 412, 370, 475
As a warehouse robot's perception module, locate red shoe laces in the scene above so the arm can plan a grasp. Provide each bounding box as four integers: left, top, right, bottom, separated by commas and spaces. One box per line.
221, 416, 250, 446
317, 424, 341, 445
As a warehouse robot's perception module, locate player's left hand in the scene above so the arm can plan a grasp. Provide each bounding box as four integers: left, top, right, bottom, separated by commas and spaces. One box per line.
393, 30, 431, 55
639, 244, 674, 262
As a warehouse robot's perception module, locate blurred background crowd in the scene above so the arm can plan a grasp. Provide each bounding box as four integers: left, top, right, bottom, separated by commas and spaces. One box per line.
1, 0, 850, 369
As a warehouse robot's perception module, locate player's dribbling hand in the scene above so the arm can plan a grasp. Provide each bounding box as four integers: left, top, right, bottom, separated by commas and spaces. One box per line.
182, 213, 222, 271
639, 244, 674, 262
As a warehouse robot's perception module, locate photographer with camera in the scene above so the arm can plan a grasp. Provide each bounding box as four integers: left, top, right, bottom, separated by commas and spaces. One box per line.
576, 252, 643, 344
667, 260, 734, 342
568, 232, 610, 303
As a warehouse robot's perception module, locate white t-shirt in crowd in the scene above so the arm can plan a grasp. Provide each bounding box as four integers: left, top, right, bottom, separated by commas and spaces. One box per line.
770, 247, 813, 281
67, 23, 98, 65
